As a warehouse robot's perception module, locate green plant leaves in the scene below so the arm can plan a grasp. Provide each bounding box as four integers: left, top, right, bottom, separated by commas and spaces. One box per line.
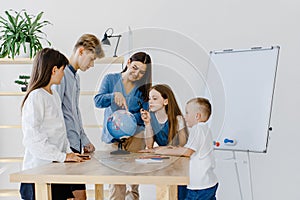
15, 75, 30, 86
0, 9, 52, 59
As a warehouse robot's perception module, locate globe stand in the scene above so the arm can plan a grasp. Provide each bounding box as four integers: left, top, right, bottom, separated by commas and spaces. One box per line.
110, 138, 130, 155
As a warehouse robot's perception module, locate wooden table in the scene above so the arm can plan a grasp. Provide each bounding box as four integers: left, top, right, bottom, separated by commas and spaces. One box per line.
10, 151, 189, 199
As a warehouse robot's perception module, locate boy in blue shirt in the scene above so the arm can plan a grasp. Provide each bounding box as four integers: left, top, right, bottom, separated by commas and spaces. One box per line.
52, 33, 104, 200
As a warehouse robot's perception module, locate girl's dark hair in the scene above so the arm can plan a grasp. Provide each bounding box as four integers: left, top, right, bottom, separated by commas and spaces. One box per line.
21, 48, 69, 108
150, 84, 185, 144
121, 52, 152, 100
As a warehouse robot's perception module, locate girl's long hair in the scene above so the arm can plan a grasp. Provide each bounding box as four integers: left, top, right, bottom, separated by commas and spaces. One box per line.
150, 84, 184, 144
21, 48, 69, 108
122, 52, 152, 101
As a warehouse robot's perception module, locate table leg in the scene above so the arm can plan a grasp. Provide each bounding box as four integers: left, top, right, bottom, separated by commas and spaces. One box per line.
95, 184, 104, 200
35, 183, 49, 200
156, 185, 177, 200
47, 184, 52, 199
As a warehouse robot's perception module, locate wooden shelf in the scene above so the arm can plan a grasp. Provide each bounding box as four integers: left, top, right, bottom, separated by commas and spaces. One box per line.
0, 58, 33, 64
0, 157, 23, 163
80, 91, 96, 95
0, 189, 21, 197
95, 56, 124, 64
0, 125, 102, 129
0, 92, 25, 96
0, 125, 21, 129
0, 91, 98, 96
0, 57, 124, 65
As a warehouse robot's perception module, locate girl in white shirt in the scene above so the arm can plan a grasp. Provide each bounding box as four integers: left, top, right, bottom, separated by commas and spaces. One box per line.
20, 48, 83, 200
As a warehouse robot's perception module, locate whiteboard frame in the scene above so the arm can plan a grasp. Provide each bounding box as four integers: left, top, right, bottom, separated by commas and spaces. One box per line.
207, 46, 280, 153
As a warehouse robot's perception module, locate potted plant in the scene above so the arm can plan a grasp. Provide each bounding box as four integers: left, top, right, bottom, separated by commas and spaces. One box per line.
0, 9, 52, 59
15, 75, 30, 92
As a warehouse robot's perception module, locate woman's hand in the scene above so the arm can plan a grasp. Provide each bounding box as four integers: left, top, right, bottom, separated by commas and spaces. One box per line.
140, 109, 151, 125
114, 92, 128, 110
65, 153, 83, 162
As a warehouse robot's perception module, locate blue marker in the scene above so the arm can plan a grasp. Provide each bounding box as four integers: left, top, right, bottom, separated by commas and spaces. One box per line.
151, 157, 170, 160
224, 138, 236, 146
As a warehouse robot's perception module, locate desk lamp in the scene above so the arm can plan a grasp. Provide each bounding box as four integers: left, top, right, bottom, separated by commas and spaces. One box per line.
101, 28, 122, 57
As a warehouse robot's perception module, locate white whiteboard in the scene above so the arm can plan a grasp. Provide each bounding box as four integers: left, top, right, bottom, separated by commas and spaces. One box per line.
205, 46, 280, 153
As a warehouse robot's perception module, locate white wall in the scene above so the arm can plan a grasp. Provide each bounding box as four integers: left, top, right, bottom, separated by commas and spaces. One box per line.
1, 0, 300, 199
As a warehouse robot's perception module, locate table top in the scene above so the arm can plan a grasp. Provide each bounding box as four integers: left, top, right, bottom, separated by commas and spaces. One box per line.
10, 151, 189, 185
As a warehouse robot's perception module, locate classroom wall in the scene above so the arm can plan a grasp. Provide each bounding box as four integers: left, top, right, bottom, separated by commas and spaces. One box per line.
1, 0, 299, 199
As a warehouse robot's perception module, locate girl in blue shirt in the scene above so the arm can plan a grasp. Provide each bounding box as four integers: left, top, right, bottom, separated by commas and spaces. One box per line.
140, 84, 188, 148
140, 84, 189, 200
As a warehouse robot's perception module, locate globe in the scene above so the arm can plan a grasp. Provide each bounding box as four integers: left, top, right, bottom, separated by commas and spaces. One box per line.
107, 110, 137, 140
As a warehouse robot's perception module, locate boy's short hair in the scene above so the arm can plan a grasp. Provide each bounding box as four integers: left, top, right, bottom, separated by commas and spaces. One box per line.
187, 97, 212, 121
74, 33, 105, 58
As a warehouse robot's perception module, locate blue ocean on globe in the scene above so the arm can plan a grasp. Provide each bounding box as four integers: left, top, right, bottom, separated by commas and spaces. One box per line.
107, 110, 137, 139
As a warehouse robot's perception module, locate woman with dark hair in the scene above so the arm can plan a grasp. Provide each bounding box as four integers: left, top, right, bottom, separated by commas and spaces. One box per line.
94, 51, 152, 200
20, 48, 83, 200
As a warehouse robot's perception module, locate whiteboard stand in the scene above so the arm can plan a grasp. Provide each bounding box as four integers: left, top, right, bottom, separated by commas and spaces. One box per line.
233, 151, 244, 200
247, 151, 254, 200
230, 151, 254, 200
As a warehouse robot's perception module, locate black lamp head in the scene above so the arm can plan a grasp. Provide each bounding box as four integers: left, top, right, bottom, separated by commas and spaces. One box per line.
101, 33, 111, 46
101, 28, 114, 46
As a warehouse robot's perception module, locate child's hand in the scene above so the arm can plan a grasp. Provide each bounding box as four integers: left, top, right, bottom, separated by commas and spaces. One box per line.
154, 146, 172, 154
140, 109, 150, 125
65, 153, 83, 162
114, 92, 128, 110
84, 143, 95, 153
75, 153, 91, 160
138, 148, 155, 153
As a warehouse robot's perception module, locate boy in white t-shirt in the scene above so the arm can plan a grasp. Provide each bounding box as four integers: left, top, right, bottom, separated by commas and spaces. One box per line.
153, 97, 218, 200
